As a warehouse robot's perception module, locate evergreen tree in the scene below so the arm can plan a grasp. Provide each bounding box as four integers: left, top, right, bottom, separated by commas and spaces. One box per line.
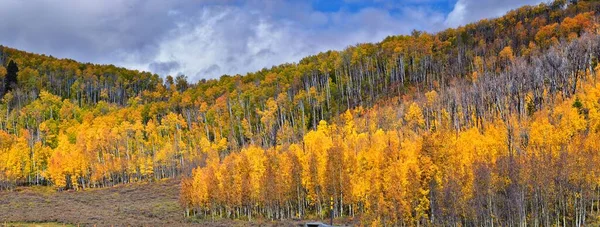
5, 60, 18, 92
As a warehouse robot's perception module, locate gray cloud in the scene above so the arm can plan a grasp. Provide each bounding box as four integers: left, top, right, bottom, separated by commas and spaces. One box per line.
149, 61, 180, 75
0, 0, 546, 82
199, 64, 221, 78
0, 0, 180, 62
128, 1, 448, 80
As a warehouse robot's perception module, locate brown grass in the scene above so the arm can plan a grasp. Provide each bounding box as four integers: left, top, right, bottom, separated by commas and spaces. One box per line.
1, 223, 76, 227
0, 179, 351, 226
0, 179, 186, 226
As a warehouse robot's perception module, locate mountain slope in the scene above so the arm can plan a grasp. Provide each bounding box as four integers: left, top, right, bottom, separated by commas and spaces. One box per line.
1, 0, 600, 225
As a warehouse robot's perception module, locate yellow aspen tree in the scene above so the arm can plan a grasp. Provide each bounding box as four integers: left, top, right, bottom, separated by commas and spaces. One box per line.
245, 145, 266, 205
405, 102, 425, 130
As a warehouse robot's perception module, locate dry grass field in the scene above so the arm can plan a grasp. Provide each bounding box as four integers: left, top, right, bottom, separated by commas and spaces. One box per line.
0, 179, 185, 226
0, 179, 347, 226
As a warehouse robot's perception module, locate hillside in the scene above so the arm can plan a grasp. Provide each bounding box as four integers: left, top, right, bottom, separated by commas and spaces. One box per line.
1, 0, 600, 226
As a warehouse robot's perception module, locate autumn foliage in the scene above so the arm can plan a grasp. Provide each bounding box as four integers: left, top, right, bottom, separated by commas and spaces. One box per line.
181, 75, 600, 225
2, 0, 600, 226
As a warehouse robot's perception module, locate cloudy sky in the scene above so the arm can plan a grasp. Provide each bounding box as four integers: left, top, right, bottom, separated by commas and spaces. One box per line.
0, 0, 544, 81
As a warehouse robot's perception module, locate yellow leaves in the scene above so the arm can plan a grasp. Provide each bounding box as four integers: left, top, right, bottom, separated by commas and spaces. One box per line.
180, 67, 600, 224
17, 67, 40, 89
529, 117, 557, 153
59, 99, 78, 121
499, 46, 515, 62
47, 134, 88, 189
241, 118, 254, 138
47, 135, 70, 188
370, 129, 387, 154
161, 112, 186, 131
304, 121, 333, 155
39, 90, 62, 107
2, 134, 30, 181
405, 102, 425, 130
473, 56, 484, 75
482, 121, 508, 160
243, 145, 266, 202
257, 98, 278, 127
317, 120, 331, 135
0, 131, 11, 149
191, 166, 213, 207
0, 66, 6, 79
303, 120, 335, 194
342, 110, 356, 137
425, 90, 438, 107
0, 132, 12, 182
400, 138, 421, 165
276, 151, 293, 197
139, 156, 154, 177
215, 138, 228, 151
198, 137, 228, 167
556, 100, 586, 133
199, 101, 209, 113
529, 98, 586, 156
580, 82, 600, 131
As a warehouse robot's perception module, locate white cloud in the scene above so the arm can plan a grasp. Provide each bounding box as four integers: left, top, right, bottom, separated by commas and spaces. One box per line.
147, 6, 308, 79
129, 3, 448, 81
445, 0, 545, 27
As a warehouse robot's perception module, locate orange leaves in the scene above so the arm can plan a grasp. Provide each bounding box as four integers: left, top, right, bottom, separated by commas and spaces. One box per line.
535, 23, 559, 48
191, 165, 217, 208
560, 12, 595, 39
499, 46, 515, 63
534, 12, 595, 49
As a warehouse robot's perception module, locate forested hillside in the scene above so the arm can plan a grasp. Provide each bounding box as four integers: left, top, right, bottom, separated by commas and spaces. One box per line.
2, 0, 600, 225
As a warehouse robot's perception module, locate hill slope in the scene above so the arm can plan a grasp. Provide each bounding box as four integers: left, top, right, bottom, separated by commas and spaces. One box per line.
1, 0, 600, 226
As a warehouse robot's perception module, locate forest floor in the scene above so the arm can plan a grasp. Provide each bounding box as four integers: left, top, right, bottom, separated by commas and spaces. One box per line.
0, 179, 349, 226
